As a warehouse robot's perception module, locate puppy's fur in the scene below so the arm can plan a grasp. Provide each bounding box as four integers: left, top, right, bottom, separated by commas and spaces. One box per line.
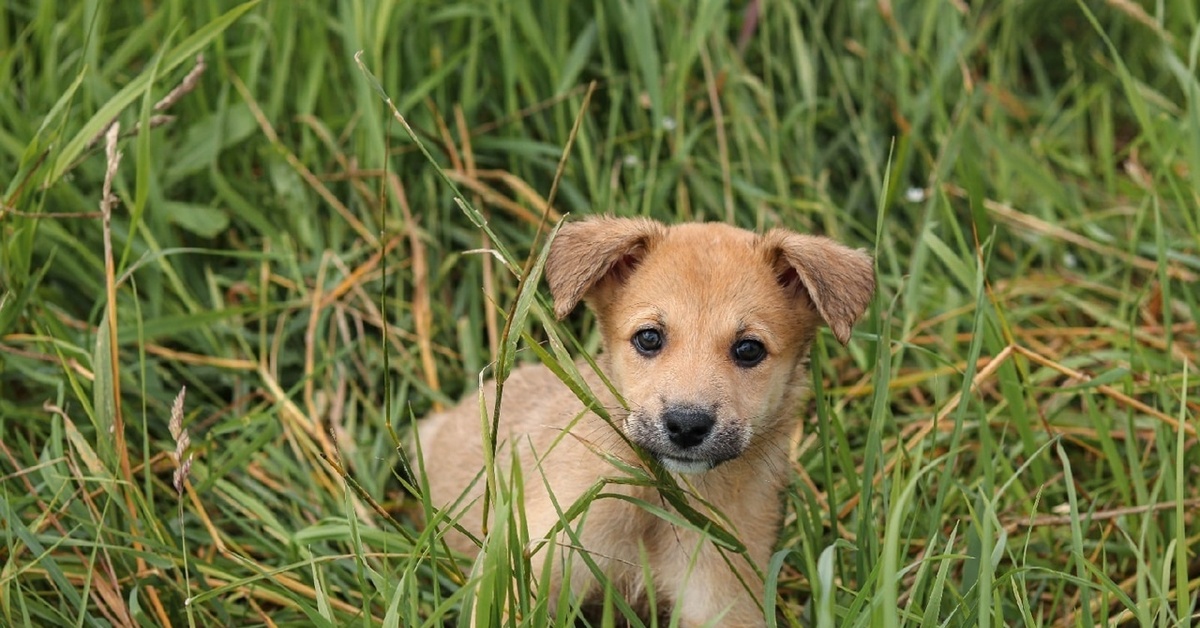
414, 217, 874, 626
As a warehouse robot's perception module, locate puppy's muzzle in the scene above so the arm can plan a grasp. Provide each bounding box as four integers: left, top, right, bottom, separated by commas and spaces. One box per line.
627, 404, 743, 474
663, 406, 715, 449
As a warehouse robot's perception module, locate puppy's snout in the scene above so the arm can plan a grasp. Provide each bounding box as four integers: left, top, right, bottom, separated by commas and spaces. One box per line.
663, 407, 716, 449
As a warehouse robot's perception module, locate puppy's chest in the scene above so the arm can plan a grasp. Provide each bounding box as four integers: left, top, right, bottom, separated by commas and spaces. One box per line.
577, 489, 723, 565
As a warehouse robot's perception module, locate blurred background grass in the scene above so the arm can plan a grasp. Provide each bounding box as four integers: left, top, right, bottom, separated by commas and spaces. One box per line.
1, 0, 1198, 626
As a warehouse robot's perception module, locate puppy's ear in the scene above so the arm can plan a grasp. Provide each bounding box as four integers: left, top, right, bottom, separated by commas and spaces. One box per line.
764, 230, 876, 344
546, 217, 665, 319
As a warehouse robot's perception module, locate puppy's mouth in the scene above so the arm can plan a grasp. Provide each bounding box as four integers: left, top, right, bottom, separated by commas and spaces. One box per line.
657, 454, 716, 475
650, 448, 742, 475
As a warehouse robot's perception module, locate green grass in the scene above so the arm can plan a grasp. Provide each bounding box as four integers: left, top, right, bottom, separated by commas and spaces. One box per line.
2, 0, 1199, 625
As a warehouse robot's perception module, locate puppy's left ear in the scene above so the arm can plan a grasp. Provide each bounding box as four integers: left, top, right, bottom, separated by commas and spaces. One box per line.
764, 230, 876, 344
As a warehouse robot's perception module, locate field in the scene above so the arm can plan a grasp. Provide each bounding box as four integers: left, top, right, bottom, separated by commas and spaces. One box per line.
2, 0, 1198, 626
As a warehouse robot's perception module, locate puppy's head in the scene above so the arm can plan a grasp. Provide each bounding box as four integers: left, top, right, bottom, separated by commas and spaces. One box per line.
546, 217, 874, 474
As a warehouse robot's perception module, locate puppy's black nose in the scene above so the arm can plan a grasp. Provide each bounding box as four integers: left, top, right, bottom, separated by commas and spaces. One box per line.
663, 407, 715, 448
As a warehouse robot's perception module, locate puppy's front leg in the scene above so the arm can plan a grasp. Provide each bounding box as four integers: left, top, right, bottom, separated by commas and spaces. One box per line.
661, 541, 767, 628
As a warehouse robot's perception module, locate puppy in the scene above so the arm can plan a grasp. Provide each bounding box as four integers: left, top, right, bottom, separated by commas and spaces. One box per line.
414, 217, 874, 626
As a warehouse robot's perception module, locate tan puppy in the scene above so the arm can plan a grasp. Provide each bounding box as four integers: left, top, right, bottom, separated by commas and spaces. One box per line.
414, 217, 874, 626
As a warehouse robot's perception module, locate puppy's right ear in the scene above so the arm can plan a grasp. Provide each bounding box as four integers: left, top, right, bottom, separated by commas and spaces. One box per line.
546, 217, 665, 319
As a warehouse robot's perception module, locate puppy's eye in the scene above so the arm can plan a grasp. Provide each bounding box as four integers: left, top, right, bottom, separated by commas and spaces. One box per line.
731, 339, 766, 367
632, 328, 664, 356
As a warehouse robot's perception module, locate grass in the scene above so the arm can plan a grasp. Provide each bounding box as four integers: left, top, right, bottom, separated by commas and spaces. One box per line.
1, 0, 1198, 625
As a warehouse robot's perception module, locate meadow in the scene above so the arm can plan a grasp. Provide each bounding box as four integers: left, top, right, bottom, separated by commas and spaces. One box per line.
1, 0, 1198, 626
